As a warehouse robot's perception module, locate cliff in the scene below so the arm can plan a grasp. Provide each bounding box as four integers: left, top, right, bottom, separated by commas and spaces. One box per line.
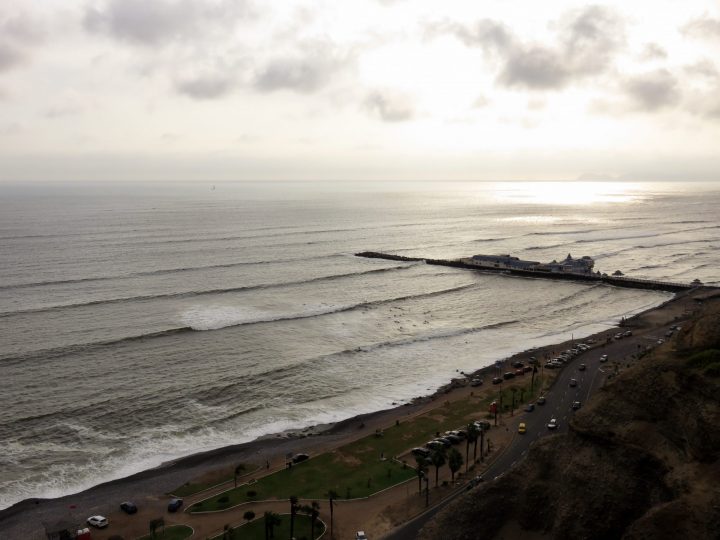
419, 295, 720, 540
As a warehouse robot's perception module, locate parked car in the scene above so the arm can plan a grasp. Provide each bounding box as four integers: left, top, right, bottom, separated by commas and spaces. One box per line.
167, 498, 183, 512
470, 378, 483, 387
425, 440, 444, 450
444, 434, 462, 444
446, 430, 466, 440
578, 363, 586, 371
120, 501, 137, 514
292, 453, 310, 464
569, 378, 577, 387
518, 422, 527, 434
537, 396, 546, 405
412, 447, 430, 457
474, 420, 491, 431
523, 366, 533, 373
572, 401, 582, 410
600, 354, 608, 362
528, 357, 537, 364
492, 377, 503, 384
356, 531, 368, 540
512, 361, 524, 368
547, 418, 558, 429
87, 516, 108, 528
514, 368, 524, 376
624, 330, 633, 337
435, 437, 452, 447
524, 403, 535, 412
503, 372, 515, 380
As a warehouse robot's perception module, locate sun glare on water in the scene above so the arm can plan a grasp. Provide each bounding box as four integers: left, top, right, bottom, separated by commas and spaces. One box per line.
491, 182, 644, 205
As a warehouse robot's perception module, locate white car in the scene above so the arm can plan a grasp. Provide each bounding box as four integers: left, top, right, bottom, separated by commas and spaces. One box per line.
356, 532, 368, 540
87, 515, 108, 528
569, 378, 578, 387
547, 418, 558, 429
600, 354, 608, 362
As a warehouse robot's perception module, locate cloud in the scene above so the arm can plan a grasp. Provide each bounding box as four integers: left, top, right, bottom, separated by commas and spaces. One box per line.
84, 0, 250, 46
640, 43, 667, 61
684, 59, 719, 80
431, 5, 625, 91
364, 90, 414, 122
0, 10, 44, 73
622, 69, 680, 111
499, 46, 568, 89
175, 75, 234, 99
682, 16, 720, 41
253, 45, 347, 94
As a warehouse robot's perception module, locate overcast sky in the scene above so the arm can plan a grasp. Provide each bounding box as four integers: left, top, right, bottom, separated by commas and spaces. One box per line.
1, 0, 720, 182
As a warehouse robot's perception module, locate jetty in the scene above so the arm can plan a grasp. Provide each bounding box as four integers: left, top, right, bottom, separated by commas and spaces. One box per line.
356, 251, 700, 293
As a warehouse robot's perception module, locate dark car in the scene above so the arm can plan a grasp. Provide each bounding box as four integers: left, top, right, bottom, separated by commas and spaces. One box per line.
435, 437, 453, 447
503, 372, 515, 380
523, 366, 533, 373
578, 363, 586, 371
470, 378, 483, 387
167, 498, 183, 512
120, 501, 137, 514
524, 403, 535, 412
572, 401, 582, 410
492, 377, 503, 384
411, 447, 430, 458
537, 396, 546, 405
444, 434, 462, 444
292, 453, 310, 464
511, 361, 524, 368
474, 420, 491, 431
425, 440, 444, 450
514, 368, 524, 376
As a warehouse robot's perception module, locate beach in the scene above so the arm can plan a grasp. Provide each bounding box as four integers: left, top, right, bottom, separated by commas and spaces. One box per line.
1, 285, 709, 539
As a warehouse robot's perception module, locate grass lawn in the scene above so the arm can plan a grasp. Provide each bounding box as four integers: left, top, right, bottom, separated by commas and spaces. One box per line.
137, 524, 193, 540
170, 463, 258, 497
210, 514, 325, 540
191, 373, 550, 512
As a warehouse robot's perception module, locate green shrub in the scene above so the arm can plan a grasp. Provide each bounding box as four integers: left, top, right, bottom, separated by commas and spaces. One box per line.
218, 495, 229, 504
687, 349, 720, 368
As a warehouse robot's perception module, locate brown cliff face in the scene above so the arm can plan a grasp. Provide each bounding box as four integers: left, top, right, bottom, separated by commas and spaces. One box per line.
420, 296, 720, 540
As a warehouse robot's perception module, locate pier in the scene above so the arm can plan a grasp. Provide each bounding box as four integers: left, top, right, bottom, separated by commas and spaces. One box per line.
355, 251, 699, 293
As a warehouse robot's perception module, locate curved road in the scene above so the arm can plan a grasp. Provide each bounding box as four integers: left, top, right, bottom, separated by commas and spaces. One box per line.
382, 322, 679, 540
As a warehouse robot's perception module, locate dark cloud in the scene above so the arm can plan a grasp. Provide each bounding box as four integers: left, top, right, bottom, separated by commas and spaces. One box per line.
364, 90, 414, 122
430, 5, 625, 91
499, 46, 568, 89
682, 17, 720, 40
0, 10, 44, 73
175, 75, 234, 99
623, 69, 680, 111
640, 43, 667, 61
253, 46, 346, 94
84, 0, 249, 46
428, 19, 513, 52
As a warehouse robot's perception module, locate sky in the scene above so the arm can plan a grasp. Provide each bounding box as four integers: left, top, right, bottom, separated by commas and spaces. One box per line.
1, 0, 720, 182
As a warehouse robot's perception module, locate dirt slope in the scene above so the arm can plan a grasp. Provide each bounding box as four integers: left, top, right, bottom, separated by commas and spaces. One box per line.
419, 295, 720, 540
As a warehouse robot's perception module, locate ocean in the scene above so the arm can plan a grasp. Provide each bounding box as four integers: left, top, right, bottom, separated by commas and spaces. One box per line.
1, 180, 718, 509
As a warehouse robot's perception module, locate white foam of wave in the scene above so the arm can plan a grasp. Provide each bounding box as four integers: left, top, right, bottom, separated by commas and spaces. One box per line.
179, 303, 351, 331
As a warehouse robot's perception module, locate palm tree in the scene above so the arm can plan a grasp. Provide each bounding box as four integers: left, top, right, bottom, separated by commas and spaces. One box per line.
149, 517, 164, 539
448, 448, 463, 483
413, 454, 428, 494
325, 490, 338, 540
465, 423, 479, 471
429, 447, 446, 487
234, 463, 246, 488
223, 524, 234, 540
289, 495, 299, 540
264, 511, 281, 540
301, 501, 321, 539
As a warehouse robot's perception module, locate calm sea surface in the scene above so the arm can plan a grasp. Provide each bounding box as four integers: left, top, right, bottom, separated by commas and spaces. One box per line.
1, 181, 718, 509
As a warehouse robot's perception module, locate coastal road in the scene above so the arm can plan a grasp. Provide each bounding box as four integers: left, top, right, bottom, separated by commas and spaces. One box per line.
382, 322, 682, 540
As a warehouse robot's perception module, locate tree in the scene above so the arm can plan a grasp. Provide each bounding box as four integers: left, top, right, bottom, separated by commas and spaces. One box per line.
465, 423, 479, 471
429, 447, 447, 487
414, 454, 428, 494
301, 501, 321, 540
234, 463, 246, 488
149, 518, 164, 539
325, 490, 338, 540
289, 495, 300, 540
264, 511, 281, 540
448, 447, 463, 483
244, 510, 256, 524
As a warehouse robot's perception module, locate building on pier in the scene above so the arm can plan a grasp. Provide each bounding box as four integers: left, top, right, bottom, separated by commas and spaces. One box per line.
469, 252, 595, 275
